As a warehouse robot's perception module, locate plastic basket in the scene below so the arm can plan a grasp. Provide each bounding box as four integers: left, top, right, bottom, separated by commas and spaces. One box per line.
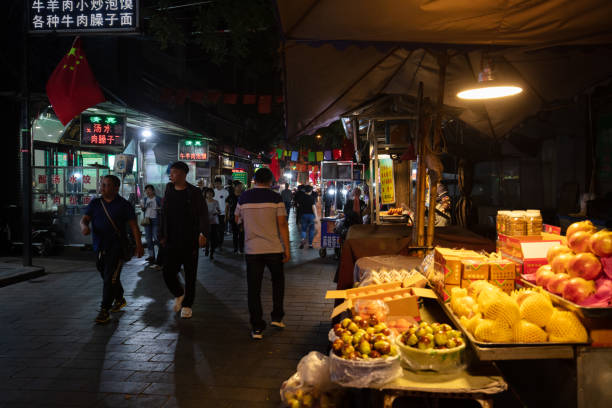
329, 351, 402, 388
395, 336, 466, 373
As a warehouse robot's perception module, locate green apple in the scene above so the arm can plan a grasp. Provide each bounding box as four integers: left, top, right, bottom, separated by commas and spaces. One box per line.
374, 340, 391, 354
341, 343, 355, 356
341, 318, 352, 328
434, 330, 448, 347
359, 340, 372, 355
441, 323, 452, 332
348, 322, 359, 333
447, 338, 457, 348
341, 332, 353, 345
406, 333, 418, 346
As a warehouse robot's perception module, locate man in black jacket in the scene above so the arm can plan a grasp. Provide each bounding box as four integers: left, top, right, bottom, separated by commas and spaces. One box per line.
159, 161, 209, 319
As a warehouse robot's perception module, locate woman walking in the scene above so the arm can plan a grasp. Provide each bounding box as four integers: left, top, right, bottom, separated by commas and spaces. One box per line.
141, 185, 162, 264
204, 188, 221, 260
299, 185, 318, 249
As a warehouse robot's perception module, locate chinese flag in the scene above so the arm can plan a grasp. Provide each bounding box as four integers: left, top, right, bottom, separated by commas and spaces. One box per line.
46, 37, 105, 125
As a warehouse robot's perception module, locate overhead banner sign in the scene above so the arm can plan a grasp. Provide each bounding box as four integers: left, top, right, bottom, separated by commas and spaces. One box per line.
178, 139, 208, 162
232, 169, 248, 185
379, 158, 395, 205
29, 0, 139, 33
80, 114, 125, 147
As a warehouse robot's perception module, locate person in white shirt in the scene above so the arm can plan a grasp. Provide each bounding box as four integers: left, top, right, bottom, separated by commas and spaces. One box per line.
213, 177, 229, 249
141, 185, 161, 262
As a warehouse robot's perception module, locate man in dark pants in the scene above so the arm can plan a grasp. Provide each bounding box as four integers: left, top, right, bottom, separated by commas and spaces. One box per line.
235, 168, 290, 339
226, 181, 245, 253
80, 175, 144, 324
159, 161, 209, 319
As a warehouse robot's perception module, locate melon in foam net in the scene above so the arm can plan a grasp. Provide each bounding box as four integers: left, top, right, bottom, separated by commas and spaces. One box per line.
519, 292, 554, 327
546, 309, 588, 343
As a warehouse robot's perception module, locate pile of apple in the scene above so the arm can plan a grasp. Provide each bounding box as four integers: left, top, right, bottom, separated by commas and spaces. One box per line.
398, 322, 464, 350
332, 316, 397, 360
535, 221, 612, 306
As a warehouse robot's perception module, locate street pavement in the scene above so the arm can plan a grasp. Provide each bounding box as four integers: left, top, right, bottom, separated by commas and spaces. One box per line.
0, 217, 337, 408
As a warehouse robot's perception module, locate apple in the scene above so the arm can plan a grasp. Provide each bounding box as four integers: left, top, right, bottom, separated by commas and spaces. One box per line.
551, 252, 575, 275
562, 277, 596, 304
566, 220, 597, 240
547, 245, 573, 264
568, 230, 595, 254
589, 230, 612, 258
546, 273, 570, 294
568, 252, 602, 280
536, 264, 553, 277
536, 270, 555, 287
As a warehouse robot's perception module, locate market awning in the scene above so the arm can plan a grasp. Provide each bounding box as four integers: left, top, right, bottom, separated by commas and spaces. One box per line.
276, 1, 612, 138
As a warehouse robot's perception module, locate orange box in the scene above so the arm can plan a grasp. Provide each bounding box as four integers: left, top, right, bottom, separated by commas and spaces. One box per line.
490, 279, 515, 293
462, 260, 490, 280
434, 247, 487, 285
489, 260, 516, 280
438, 284, 460, 302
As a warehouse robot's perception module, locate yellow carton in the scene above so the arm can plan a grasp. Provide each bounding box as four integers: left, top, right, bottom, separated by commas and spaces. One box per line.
489, 260, 516, 280
462, 260, 490, 280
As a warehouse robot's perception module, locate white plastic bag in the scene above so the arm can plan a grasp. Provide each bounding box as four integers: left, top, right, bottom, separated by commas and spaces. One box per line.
297, 351, 334, 391
280, 352, 336, 406
329, 351, 402, 388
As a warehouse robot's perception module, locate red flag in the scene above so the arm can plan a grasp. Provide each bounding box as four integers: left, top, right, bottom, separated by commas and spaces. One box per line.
46, 37, 105, 125
242, 94, 256, 105
258, 95, 272, 114
223, 93, 238, 104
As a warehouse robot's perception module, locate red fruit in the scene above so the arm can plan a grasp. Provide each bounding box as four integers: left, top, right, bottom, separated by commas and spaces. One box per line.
551, 252, 575, 275
546, 273, 570, 294
568, 252, 602, 280
568, 231, 595, 254
562, 277, 596, 304
536, 264, 553, 277
536, 270, 555, 288
547, 245, 573, 264
566, 221, 597, 241
589, 230, 612, 258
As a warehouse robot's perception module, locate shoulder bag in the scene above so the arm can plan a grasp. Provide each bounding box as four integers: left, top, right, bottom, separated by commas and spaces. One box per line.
100, 199, 135, 260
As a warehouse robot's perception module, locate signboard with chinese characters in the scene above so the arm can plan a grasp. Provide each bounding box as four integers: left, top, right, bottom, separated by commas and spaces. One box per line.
81, 114, 125, 147
178, 139, 208, 162
221, 156, 234, 169
29, 0, 139, 33
379, 158, 395, 205
232, 169, 248, 185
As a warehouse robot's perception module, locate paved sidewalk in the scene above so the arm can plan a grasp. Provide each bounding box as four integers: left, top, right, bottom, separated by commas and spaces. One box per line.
0, 222, 337, 407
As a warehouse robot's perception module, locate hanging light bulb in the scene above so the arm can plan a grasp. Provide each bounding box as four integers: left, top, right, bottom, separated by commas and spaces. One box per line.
457, 64, 523, 100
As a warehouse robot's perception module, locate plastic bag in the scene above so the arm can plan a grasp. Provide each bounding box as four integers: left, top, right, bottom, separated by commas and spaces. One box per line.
280, 352, 342, 407
353, 299, 389, 322
329, 351, 402, 388
297, 351, 334, 392
420, 251, 435, 280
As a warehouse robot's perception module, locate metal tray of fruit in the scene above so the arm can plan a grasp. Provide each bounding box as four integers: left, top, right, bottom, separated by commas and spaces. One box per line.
519, 279, 612, 321
436, 299, 583, 360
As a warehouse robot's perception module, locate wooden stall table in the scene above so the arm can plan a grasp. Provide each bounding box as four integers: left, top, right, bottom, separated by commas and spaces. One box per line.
379, 364, 507, 408
337, 225, 495, 289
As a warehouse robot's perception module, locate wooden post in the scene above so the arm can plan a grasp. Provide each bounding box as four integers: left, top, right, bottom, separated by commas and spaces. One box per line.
426, 53, 448, 248
412, 82, 424, 249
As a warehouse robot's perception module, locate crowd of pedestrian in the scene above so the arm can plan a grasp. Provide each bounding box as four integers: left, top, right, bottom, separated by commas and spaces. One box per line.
80, 163, 295, 340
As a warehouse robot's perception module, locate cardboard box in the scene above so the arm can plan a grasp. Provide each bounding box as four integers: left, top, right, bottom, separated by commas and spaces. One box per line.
489, 260, 516, 280
462, 260, 490, 280
330, 288, 437, 318
325, 282, 402, 299
438, 284, 460, 302
434, 247, 487, 285
490, 279, 515, 293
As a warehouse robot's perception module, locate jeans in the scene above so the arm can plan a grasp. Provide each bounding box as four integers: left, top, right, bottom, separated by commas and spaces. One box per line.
163, 246, 199, 308
144, 217, 159, 258
231, 220, 244, 252
245, 253, 285, 331
217, 215, 225, 248
284, 202, 291, 217
96, 245, 124, 310
301, 214, 315, 245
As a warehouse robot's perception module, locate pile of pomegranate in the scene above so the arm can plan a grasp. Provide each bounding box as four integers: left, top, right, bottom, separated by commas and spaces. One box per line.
534, 221, 612, 307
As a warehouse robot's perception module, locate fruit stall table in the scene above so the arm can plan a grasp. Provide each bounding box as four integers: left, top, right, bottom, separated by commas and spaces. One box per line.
337, 225, 496, 289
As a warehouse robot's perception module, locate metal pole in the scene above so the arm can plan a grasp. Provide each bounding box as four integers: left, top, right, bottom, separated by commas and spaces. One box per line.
412, 82, 423, 245
20, 1, 32, 266
426, 53, 447, 248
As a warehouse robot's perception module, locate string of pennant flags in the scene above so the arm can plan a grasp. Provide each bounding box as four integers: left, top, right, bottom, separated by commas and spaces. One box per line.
273, 148, 344, 164
159, 88, 283, 114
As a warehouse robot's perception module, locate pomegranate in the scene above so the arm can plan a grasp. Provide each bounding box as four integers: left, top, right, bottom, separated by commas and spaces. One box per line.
566, 220, 597, 241
546, 273, 570, 294
568, 252, 602, 280
546, 245, 573, 264
536, 270, 555, 288
551, 252, 575, 275
589, 230, 612, 258
568, 230, 595, 254
562, 277, 596, 304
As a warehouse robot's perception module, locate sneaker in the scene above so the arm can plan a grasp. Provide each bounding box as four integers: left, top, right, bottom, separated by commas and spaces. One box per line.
180, 307, 192, 319
271, 321, 286, 329
95, 309, 111, 324
173, 294, 185, 313
251, 329, 264, 340
110, 297, 127, 313
308, 245, 313, 249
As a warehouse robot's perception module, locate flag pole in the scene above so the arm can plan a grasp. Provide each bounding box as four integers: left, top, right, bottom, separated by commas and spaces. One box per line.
20, 0, 32, 266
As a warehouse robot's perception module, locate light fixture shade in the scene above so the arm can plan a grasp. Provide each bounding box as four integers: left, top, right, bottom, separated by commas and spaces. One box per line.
458, 65, 523, 100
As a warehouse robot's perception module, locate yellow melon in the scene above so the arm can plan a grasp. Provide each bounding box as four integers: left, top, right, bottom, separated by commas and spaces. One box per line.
519, 292, 554, 327
546, 310, 588, 343
513, 320, 547, 343
474, 319, 513, 342
478, 291, 520, 327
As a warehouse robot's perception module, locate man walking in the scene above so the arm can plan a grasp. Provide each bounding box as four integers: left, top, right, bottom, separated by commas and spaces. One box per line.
80, 175, 144, 324
226, 181, 245, 254
235, 168, 290, 339
213, 176, 229, 249
159, 161, 209, 319
281, 182, 292, 218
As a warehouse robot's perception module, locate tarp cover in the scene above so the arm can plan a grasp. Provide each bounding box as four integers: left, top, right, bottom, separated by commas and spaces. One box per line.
277, 0, 612, 137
